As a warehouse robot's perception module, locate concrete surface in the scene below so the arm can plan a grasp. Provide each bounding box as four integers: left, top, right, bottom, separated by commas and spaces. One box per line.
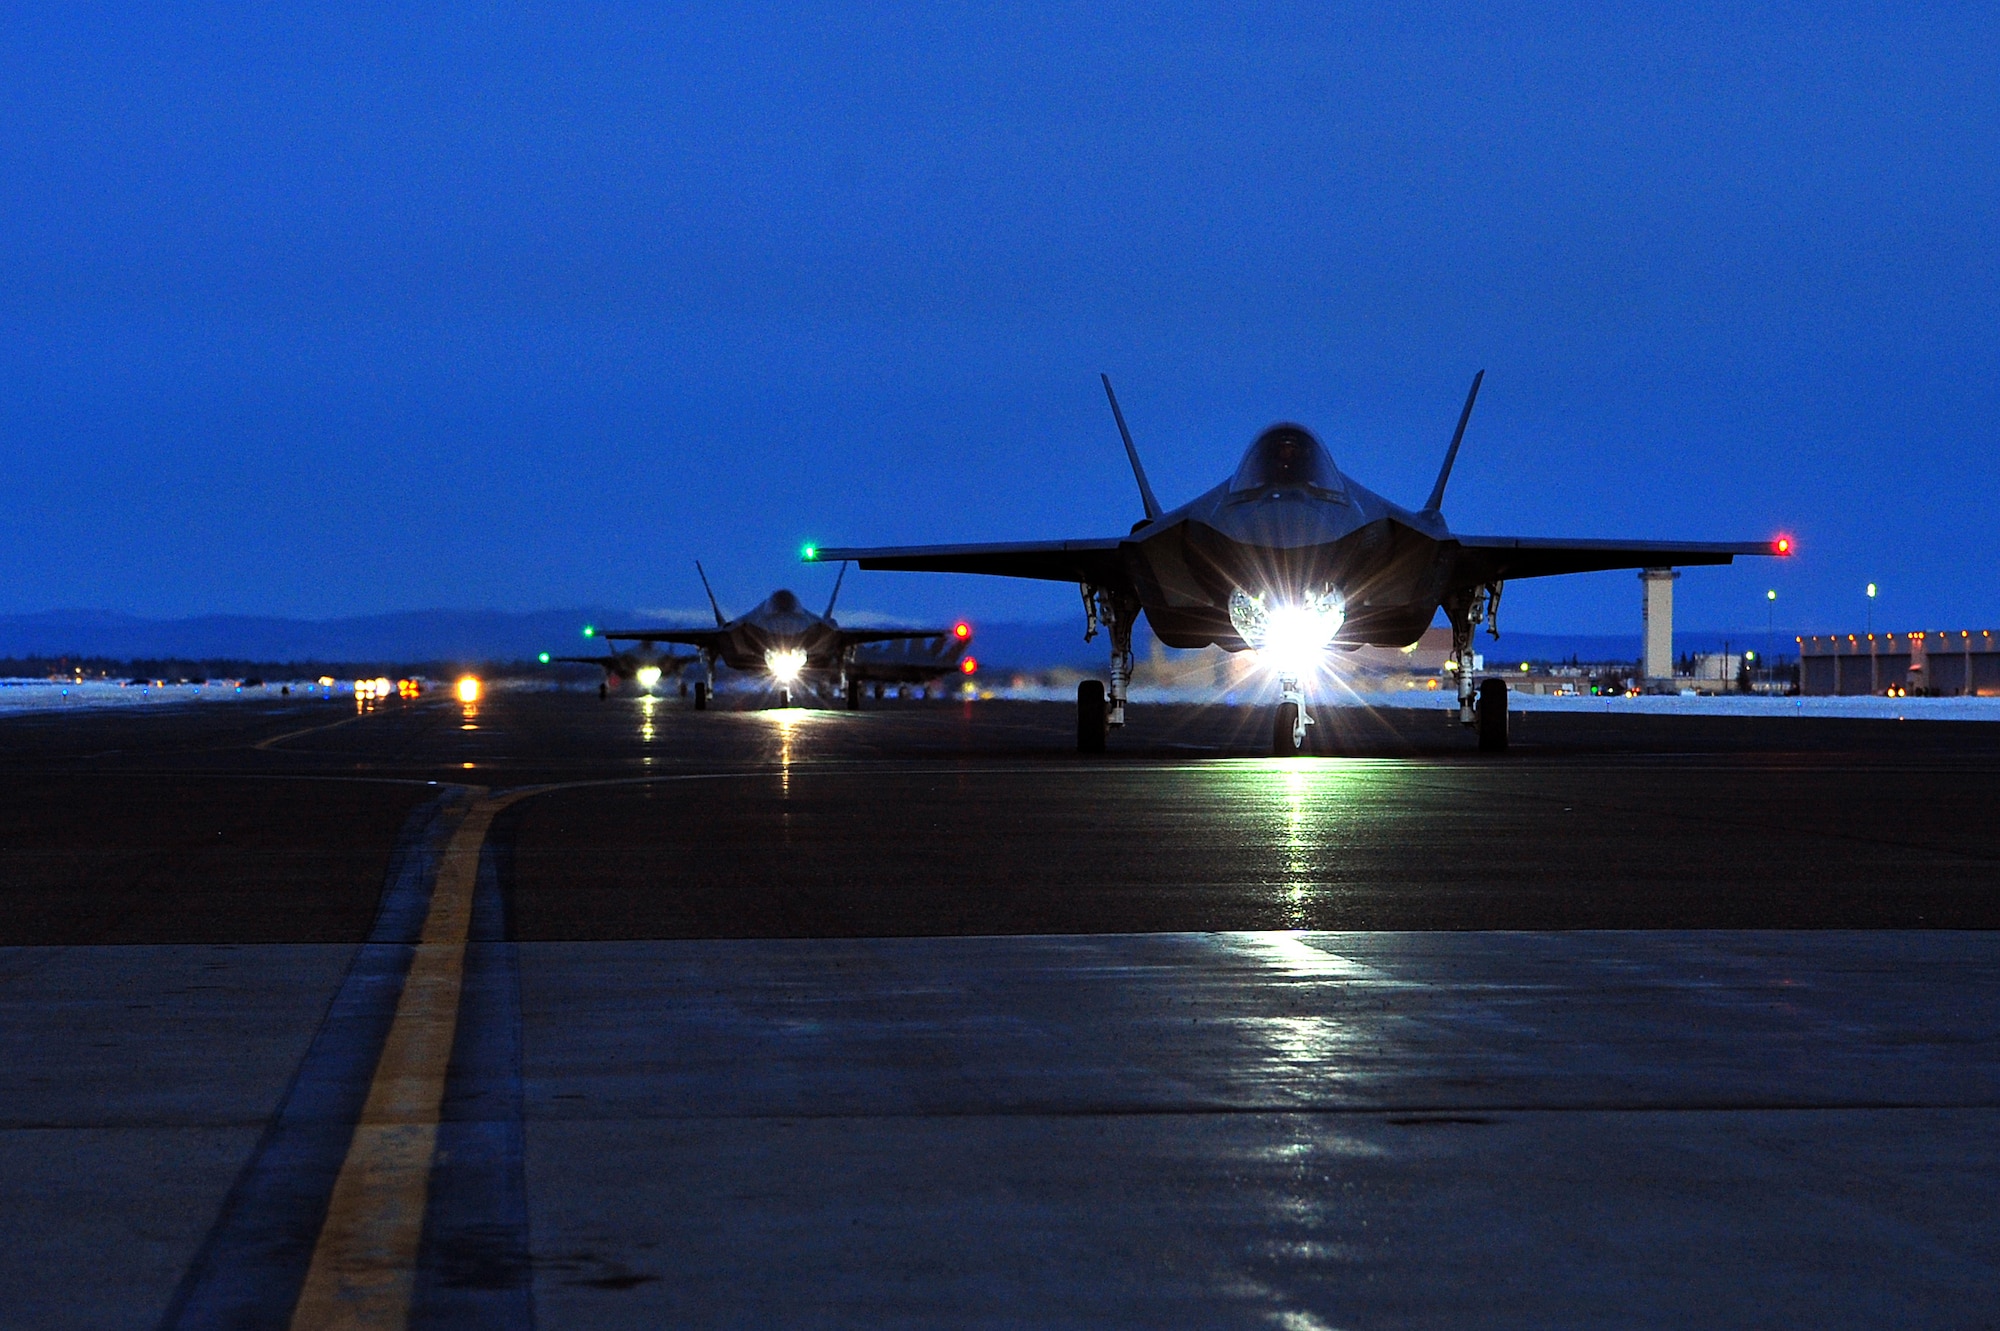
1, 694, 1996, 1326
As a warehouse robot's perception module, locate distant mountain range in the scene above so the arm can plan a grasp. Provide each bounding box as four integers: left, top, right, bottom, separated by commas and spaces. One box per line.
0, 609, 1789, 670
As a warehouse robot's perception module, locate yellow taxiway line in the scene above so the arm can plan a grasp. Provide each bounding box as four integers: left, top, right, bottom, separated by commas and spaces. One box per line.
288, 787, 532, 1330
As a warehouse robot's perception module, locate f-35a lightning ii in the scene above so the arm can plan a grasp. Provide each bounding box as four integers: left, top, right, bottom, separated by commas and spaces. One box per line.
594, 562, 973, 709
812, 374, 1790, 754
551, 641, 698, 697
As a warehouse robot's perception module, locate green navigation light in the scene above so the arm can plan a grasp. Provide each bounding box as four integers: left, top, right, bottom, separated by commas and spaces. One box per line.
538, 652, 551, 664
583, 625, 595, 637
801, 543, 818, 561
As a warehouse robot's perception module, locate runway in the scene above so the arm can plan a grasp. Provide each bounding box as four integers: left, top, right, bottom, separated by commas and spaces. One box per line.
2, 691, 1997, 1326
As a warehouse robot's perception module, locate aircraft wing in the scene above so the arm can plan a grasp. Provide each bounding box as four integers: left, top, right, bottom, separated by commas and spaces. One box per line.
839, 628, 953, 646
1452, 536, 1782, 583
594, 628, 724, 648
551, 652, 698, 670
848, 632, 972, 684
810, 539, 1124, 584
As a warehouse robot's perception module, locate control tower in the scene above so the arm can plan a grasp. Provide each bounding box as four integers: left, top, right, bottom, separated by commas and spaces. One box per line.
1641, 568, 1678, 684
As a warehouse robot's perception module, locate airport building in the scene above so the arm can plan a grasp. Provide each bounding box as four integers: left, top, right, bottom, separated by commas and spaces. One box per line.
1797, 630, 2000, 696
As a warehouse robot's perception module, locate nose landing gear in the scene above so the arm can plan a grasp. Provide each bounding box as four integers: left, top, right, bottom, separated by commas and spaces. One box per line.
1272, 673, 1313, 756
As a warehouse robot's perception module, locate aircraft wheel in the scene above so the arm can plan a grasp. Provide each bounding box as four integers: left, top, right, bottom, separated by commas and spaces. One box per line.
693, 681, 708, 711
1476, 678, 1509, 753
1273, 702, 1305, 756
1077, 680, 1107, 753
847, 681, 861, 711
777, 686, 791, 709
598, 681, 607, 700
873, 682, 884, 700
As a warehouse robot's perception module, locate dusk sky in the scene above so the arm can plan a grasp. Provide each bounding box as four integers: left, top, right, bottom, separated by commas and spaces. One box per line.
2, 3, 1994, 637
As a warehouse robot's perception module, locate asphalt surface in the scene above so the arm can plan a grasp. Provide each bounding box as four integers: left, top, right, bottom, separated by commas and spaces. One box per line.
3, 690, 1998, 1328
3, 689, 1997, 943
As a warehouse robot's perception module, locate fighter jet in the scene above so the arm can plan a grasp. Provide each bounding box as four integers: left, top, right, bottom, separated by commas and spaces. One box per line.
550, 641, 698, 698
594, 562, 973, 709
811, 373, 1790, 754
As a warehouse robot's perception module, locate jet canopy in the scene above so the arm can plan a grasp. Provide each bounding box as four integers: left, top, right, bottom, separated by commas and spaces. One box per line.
1228, 425, 1344, 497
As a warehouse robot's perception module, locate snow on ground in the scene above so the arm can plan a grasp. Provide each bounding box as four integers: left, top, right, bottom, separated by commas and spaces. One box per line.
988, 680, 2000, 722
0, 679, 349, 713
1463, 692, 2000, 722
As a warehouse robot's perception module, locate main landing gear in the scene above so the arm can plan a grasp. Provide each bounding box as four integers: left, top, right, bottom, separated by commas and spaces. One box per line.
1074, 585, 1139, 754
1077, 680, 1106, 752
693, 681, 708, 710
1446, 582, 1509, 754
1476, 677, 1509, 753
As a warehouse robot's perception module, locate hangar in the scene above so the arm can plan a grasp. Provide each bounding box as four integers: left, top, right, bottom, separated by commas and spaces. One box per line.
1797, 629, 2000, 696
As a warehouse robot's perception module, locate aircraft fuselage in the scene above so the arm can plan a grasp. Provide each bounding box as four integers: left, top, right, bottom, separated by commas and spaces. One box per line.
1118, 441, 1453, 652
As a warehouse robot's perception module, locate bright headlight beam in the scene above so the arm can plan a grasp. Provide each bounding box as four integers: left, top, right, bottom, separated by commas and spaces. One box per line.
635, 664, 663, 689
764, 648, 808, 683
1229, 588, 1344, 675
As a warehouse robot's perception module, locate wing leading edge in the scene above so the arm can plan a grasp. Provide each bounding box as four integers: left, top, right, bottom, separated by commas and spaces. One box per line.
1453, 536, 1781, 584
594, 628, 726, 648
810, 539, 1124, 584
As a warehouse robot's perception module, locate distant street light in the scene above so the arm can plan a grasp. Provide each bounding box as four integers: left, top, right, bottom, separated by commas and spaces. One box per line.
1866, 582, 1877, 635
1766, 590, 1777, 688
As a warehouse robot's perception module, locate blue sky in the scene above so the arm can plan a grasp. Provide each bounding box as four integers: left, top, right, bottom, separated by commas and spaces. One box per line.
2, 3, 1994, 636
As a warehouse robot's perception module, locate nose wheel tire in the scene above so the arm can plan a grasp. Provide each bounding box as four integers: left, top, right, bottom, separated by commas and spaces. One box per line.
1273, 702, 1307, 756
776, 686, 791, 709
693, 681, 708, 711
846, 681, 861, 710
1476, 678, 1509, 752
1077, 680, 1107, 753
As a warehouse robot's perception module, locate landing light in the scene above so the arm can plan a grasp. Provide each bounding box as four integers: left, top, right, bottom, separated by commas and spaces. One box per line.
635, 664, 663, 689
1228, 588, 1344, 676
765, 647, 808, 683
457, 676, 482, 703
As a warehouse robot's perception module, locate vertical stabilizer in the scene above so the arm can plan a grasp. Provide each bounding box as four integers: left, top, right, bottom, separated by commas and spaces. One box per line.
694, 560, 727, 626
1101, 374, 1164, 524
1423, 370, 1484, 514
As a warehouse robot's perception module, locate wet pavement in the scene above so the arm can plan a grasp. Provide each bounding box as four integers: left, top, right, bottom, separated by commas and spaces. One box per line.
1, 691, 1996, 1325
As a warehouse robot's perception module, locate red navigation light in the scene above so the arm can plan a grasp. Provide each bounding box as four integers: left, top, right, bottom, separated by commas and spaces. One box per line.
953, 621, 971, 640
1774, 535, 1794, 556
959, 656, 978, 675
